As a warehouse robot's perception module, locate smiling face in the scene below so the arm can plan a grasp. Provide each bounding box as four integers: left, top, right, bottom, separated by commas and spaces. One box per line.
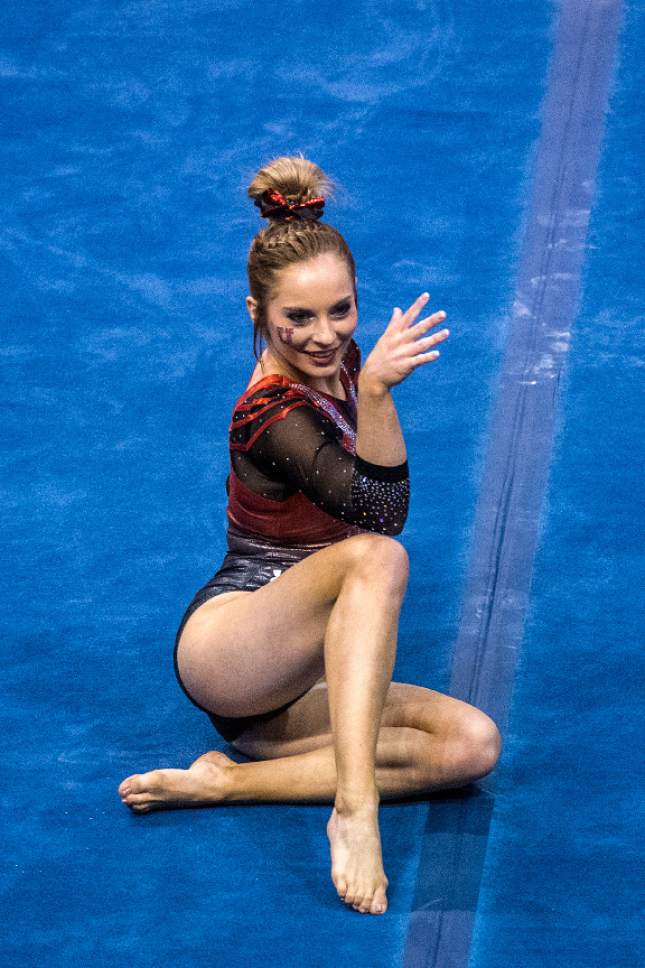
247, 252, 358, 384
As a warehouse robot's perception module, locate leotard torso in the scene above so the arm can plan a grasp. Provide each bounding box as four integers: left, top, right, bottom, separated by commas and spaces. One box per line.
225, 337, 410, 546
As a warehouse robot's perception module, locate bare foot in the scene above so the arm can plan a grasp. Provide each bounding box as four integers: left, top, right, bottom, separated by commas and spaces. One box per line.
326, 799, 389, 915
118, 751, 236, 812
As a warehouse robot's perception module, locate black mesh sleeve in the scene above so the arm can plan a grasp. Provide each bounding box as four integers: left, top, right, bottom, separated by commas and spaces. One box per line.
248, 402, 410, 536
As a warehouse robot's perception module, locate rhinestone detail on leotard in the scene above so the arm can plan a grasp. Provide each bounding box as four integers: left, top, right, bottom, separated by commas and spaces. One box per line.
350, 466, 410, 534
288, 362, 358, 452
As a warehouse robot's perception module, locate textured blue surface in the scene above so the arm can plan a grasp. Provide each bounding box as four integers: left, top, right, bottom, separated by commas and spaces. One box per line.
469, 3, 644, 965
404, 2, 631, 965
2, 1, 640, 966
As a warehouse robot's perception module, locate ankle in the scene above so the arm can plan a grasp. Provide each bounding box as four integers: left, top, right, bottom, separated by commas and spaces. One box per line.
335, 784, 380, 815
221, 761, 257, 803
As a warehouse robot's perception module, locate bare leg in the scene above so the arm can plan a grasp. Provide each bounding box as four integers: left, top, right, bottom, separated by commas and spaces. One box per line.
118, 726, 427, 812
169, 535, 409, 914
121, 535, 501, 916
119, 717, 499, 913
321, 545, 407, 914
119, 723, 487, 811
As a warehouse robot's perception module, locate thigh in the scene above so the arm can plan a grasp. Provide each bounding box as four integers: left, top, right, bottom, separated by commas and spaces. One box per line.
228, 680, 480, 759
175, 532, 406, 719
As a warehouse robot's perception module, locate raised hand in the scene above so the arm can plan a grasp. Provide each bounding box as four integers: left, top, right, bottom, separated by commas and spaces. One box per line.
360, 293, 450, 392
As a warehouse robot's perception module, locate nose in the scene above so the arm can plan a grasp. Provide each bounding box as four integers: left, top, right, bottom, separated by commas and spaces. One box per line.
309, 315, 338, 348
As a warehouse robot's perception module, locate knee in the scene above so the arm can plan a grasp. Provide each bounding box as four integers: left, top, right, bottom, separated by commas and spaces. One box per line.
454, 710, 503, 780
344, 534, 410, 594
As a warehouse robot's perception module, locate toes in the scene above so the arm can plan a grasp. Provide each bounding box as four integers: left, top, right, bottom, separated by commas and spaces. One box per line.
333, 869, 388, 913
337, 884, 386, 914
119, 773, 155, 796
355, 895, 373, 914
370, 890, 388, 915
354, 889, 389, 915
122, 792, 152, 812
118, 775, 141, 796
123, 800, 151, 813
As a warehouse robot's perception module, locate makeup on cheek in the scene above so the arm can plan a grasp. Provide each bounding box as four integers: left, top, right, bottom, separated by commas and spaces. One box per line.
276, 325, 295, 346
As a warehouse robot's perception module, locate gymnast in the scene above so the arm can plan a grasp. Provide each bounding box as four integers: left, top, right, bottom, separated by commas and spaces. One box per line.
118, 154, 502, 916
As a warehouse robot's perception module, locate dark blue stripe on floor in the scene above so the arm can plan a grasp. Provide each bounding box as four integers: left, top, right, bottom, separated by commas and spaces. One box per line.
403, 2, 624, 966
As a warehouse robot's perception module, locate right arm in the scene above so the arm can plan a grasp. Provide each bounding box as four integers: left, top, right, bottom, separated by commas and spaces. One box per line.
355, 377, 407, 467
355, 292, 449, 466
245, 401, 411, 536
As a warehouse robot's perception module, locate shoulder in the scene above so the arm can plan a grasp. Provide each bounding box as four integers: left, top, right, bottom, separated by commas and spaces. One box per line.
232, 375, 310, 420
230, 377, 329, 453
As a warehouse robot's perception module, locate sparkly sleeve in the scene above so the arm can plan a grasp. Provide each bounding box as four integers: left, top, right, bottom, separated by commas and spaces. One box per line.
245, 401, 410, 536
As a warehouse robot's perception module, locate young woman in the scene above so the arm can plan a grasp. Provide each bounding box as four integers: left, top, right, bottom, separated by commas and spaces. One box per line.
118, 155, 502, 917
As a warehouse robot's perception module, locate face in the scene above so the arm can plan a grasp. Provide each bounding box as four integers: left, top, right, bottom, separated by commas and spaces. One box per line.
247, 252, 357, 377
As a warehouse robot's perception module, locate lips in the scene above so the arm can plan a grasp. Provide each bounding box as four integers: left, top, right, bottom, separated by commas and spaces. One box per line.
306, 347, 339, 358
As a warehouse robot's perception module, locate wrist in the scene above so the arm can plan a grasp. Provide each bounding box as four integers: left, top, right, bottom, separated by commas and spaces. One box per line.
358, 371, 389, 399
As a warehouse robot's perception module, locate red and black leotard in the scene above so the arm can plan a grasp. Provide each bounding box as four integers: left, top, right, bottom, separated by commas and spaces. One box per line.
173, 338, 411, 736
225, 338, 410, 548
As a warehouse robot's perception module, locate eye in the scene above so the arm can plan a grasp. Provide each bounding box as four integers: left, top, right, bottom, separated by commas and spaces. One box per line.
331, 303, 352, 317
286, 312, 312, 324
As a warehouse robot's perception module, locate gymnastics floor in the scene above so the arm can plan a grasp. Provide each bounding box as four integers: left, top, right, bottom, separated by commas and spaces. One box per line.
3, 1, 642, 965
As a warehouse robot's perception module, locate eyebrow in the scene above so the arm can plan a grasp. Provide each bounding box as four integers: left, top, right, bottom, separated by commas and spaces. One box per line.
282, 294, 353, 312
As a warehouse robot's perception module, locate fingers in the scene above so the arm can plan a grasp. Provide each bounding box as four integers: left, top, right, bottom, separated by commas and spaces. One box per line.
413, 328, 450, 354
400, 292, 431, 327
410, 349, 441, 366
391, 294, 448, 338
387, 293, 451, 372
389, 292, 428, 329
410, 323, 451, 367
408, 310, 447, 339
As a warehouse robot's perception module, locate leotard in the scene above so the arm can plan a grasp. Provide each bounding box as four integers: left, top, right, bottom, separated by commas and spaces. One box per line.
173, 338, 410, 741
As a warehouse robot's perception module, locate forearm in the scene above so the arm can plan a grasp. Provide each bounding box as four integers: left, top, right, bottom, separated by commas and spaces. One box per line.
355, 373, 407, 466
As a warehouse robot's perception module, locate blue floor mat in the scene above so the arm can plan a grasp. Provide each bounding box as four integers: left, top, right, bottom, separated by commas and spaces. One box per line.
470, 3, 644, 964
2, 1, 640, 966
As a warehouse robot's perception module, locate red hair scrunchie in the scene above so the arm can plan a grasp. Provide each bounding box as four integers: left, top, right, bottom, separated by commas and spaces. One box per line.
256, 188, 325, 222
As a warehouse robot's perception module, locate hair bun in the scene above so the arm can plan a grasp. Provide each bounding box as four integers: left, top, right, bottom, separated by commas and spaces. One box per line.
255, 188, 325, 223
247, 154, 334, 224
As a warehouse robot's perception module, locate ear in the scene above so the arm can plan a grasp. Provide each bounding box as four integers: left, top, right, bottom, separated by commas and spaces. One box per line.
245, 295, 257, 322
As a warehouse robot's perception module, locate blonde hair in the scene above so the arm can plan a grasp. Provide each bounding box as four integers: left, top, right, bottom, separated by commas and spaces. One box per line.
246, 153, 357, 361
